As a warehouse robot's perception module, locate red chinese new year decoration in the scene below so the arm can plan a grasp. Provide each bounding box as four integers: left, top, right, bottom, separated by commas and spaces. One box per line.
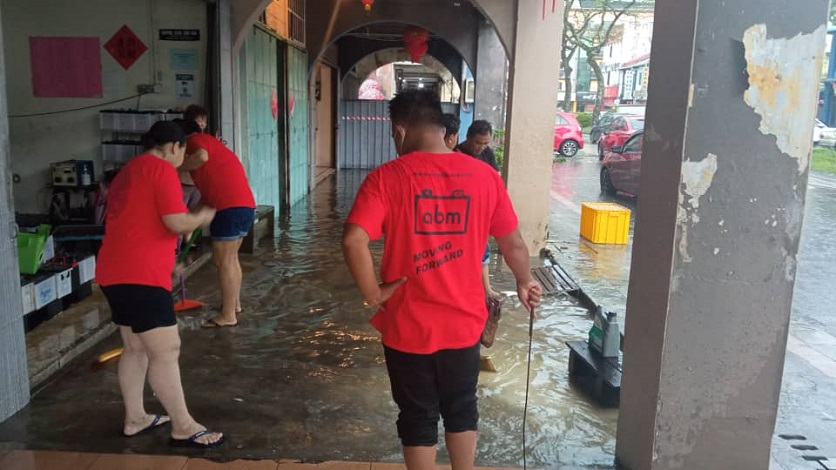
403, 26, 429, 63
361, 0, 374, 13
104, 25, 147, 70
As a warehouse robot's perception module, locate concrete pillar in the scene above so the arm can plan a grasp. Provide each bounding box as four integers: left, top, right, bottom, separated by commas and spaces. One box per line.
0, 6, 30, 422
615, 1, 827, 469
218, 0, 235, 147
503, 0, 562, 252
474, 20, 507, 130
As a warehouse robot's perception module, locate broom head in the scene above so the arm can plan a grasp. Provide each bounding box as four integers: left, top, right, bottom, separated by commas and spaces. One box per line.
174, 299, 205, 313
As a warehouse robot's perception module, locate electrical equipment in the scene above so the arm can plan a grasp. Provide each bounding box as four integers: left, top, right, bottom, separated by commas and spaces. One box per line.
52, 160, 94, 188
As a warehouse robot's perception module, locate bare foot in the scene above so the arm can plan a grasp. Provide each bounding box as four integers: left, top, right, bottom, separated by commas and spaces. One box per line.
123, 414, 170, 437
202, 315, 238, 328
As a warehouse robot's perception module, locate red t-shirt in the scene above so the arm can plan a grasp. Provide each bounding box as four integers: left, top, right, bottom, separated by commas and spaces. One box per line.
187, 133, 256, 211
346, 151, 519, 354
96, 155, 187, 290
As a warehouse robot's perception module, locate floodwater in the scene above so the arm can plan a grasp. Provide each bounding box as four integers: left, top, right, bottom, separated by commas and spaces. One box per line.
0, 170, 617, 468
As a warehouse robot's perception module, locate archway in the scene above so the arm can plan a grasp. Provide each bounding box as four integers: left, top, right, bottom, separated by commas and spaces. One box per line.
344, 48, 462, 103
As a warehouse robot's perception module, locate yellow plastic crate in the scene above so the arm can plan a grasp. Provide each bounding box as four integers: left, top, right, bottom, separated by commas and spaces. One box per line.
580, 202, 631, 244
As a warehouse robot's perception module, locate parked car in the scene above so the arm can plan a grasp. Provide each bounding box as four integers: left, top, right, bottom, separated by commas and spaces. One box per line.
813, 119, 836, 147
600, 130, 643, 197
590, 112, 628, 144
554, 112, 584, 157
598, 115, 645, 160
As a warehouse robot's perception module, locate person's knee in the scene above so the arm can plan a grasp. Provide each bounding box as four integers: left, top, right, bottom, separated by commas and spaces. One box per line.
146, 338, 181, 362
441, 396, 478, 433
397, 408, 441, 446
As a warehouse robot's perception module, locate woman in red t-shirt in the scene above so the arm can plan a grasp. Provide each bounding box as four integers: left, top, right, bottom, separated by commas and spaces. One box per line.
178, 120, 256, 328
96, 121, 224, 448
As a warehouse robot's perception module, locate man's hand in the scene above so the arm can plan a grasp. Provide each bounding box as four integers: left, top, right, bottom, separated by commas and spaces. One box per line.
365, 277, 408, 309
517, 277, 542, 313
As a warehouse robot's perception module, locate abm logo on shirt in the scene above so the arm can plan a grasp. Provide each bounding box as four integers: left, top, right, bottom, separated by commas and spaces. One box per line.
414, 189, 471, 235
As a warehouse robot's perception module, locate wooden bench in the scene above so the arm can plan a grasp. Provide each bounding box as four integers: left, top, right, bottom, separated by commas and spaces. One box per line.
566, 340, 622, 407
240, 205, 275, 254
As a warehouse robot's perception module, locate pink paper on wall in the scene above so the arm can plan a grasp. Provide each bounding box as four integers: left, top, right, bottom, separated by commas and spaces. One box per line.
30, 37, 103, 98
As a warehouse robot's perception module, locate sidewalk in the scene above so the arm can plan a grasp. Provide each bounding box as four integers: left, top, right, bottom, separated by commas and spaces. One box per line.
0, 450, 513, 470
549, 146, 836, 470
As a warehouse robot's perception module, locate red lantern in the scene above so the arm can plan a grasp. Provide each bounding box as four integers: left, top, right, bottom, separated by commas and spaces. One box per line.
361, 0, 374, 13
403, 26, 429, 63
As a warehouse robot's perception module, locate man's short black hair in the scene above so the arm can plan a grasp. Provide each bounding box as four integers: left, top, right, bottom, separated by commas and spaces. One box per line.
389, 89, 445, 128
467, 120, 493, 138
442, 113, 460, 138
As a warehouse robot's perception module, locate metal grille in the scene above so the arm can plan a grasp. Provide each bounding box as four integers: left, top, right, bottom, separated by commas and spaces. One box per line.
288, 0, 305, 46
339, 100, 396, 170
531, 263, 580, 296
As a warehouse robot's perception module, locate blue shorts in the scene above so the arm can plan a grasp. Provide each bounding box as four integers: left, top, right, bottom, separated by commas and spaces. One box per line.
482, 244, 491, 266
210, 207, 255, 241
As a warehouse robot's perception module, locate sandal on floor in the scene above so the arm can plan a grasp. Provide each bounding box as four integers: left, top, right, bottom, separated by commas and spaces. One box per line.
123, 414, 170, 437
202, 319, 238, 328
169, 429, 225, 448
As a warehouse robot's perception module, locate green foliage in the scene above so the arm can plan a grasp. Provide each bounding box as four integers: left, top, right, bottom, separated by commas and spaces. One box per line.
576, 112, 594, 129
812, 147, 836, 174
492, 129, 506, 173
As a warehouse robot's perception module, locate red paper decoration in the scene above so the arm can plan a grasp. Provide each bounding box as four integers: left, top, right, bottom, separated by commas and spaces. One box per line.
403, 26, 429, 63
104, 25, 147, 70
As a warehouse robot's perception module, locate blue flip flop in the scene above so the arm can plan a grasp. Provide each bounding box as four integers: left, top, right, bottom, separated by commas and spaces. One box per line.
123, 414, 170, 437
169, 429, 225, 448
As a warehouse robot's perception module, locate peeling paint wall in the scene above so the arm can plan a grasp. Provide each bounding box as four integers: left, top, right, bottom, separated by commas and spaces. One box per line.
743, 24, 826, 173
617, 0, 829, 469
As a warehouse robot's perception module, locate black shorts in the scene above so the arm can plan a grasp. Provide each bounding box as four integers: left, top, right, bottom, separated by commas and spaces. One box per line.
384, 342, 481, 446
101, 284, 177, 333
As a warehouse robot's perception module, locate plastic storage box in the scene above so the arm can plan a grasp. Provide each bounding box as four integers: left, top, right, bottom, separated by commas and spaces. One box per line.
17, 224, 52, 274
580, 202, 631, 245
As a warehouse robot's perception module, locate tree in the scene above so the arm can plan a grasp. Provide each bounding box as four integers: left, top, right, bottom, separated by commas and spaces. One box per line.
563, 0, 652, 121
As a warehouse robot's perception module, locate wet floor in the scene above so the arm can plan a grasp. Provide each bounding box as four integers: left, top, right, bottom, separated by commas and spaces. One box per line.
0, 170, 618, 468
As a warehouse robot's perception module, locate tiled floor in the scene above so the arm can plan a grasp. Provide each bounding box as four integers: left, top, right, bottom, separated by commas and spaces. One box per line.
0, 450, 523, 470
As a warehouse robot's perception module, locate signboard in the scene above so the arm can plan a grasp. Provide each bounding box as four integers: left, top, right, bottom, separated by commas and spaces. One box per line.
176, 73, 195, 98
170, 49, 199, 71
159, 29, 200, 41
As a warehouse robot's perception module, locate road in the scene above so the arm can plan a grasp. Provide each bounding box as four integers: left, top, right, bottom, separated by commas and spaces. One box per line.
549, 143, 836, 469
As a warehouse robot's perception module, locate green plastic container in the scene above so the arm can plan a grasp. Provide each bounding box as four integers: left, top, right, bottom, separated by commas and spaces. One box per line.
17, 224, 51, 275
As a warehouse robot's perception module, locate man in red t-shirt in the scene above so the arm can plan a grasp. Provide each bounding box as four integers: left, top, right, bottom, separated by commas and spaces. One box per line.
343, 90, 542, 469
179, 121, 256, 328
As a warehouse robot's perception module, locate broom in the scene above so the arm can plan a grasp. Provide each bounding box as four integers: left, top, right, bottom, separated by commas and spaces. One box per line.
174, 229, 204, 313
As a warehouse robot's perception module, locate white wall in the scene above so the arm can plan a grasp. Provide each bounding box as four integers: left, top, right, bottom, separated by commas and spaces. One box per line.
2, 0, 207, 213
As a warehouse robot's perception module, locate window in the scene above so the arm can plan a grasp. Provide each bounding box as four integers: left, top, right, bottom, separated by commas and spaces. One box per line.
623, 135, 643, 153
288, 0, 305, 46
612, 118, 626, 131
630, 118, 645, 131
556, 115, 569, 126
464, 78, 475, 103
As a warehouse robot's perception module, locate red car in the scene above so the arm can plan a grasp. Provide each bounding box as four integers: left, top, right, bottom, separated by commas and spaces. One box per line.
600, 130, 643, 197
598, 114, 644, 160
554, 112, 584, 157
